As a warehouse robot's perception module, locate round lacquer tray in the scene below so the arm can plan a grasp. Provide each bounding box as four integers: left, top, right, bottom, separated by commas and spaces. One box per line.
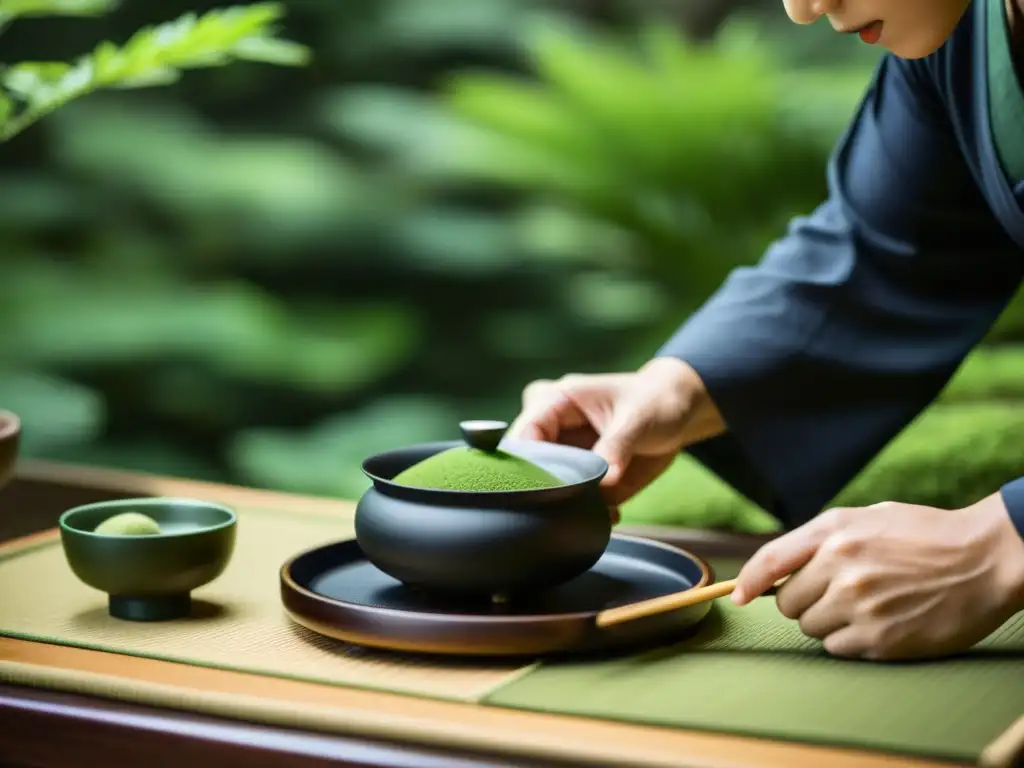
280, 534, 714, 657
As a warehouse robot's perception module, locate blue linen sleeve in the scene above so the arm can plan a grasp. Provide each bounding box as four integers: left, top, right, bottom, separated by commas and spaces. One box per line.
657, 54, 1024, 531
1001, 477, 1024, 539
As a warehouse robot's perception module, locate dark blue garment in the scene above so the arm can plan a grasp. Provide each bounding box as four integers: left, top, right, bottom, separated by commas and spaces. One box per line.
658, 0, 1024, 538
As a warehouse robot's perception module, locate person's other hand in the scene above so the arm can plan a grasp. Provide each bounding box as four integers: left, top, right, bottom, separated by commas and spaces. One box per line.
508, 358, 726, 521
732, 494, 1024, 660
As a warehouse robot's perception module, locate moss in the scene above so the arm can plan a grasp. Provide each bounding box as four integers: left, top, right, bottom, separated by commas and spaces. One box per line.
985, 288, 1024, 343
94, 511, 162, 536
392, 446, 563, 491
834, 402, 1024, 509
939, 346, 1024, 403
622, 455, 781, 533
622, 402, 1024, 532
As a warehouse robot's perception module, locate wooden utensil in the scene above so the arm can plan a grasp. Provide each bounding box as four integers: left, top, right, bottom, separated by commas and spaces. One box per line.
595, 575, 788, 629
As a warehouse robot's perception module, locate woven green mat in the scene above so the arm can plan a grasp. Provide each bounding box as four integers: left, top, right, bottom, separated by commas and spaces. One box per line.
3, 505, 1021, 764
486, 583, 1024, 764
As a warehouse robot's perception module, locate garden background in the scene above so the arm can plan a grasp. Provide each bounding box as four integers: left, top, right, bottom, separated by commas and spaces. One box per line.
3, 0, 1023, 533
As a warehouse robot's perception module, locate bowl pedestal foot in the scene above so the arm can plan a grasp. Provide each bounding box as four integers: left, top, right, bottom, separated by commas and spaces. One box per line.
109, 592, 191, 621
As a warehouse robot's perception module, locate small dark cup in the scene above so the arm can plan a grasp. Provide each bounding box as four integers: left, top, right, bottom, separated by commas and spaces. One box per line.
59, 498, 237, 621
0, 410, 21, 492
354, 438, 613, 599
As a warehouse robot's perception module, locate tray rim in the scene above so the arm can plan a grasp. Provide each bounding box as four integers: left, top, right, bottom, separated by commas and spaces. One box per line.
279, 533, 714, 626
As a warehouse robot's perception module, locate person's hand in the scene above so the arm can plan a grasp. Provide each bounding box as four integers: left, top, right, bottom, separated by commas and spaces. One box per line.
508, 357, 726, 521
732, 494, 1024, 661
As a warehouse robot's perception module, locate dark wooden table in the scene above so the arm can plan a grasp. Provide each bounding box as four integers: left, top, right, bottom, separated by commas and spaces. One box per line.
0, 461, 1018, 768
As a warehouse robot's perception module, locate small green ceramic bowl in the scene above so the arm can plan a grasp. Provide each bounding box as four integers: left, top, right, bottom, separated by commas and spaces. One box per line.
59, 497, 237, 622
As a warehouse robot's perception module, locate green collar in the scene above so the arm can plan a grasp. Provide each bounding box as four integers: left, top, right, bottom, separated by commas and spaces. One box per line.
988, 0, 1024, 183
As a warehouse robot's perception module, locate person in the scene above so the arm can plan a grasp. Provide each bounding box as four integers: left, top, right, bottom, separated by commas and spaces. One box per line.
509, 0, 1024, 662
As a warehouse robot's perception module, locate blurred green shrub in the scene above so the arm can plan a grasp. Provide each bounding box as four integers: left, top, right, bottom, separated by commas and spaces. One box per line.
439, 20, 872, 314
0, 0, 643, 495
9, 2, 1005, 528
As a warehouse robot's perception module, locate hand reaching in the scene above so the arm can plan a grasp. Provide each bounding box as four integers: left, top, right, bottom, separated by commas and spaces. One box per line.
733, 495, 1024, 660
509, 357, 726, 520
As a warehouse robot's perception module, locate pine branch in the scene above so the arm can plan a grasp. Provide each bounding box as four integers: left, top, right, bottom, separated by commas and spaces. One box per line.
0, 2, 310, 141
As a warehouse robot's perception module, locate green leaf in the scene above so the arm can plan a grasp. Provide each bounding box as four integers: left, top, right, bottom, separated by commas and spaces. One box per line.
2, 62, 73, 100
1, 3, 310, 142
232, 35, 310, 66
109, 66, 180, 89
0, 92, 11, 126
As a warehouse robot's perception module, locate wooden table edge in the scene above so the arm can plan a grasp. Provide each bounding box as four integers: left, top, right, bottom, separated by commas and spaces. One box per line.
0, 635, 962, 768
2, 460, 1019, 767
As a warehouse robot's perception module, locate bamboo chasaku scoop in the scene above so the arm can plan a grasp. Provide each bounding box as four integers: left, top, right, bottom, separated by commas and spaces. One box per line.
595, 576, 789, 629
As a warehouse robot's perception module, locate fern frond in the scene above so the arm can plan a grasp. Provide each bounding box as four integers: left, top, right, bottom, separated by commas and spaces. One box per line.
0, 2, 310, 141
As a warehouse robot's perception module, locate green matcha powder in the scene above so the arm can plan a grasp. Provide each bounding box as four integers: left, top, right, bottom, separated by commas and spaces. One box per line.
392, 446, 563, 491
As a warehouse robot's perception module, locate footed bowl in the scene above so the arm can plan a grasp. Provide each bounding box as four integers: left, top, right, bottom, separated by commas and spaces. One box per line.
59, 497, 237, 621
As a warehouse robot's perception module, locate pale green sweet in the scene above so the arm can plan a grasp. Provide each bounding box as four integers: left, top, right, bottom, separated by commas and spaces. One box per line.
94, 511, 162, 536
392, 446, 563, 492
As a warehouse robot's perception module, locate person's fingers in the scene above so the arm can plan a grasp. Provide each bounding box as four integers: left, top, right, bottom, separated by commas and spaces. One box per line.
558, 425, 599, 450
591, 398, 647, 487
732, 512, 839, 606
609, 505, 621, 524
791, 580, 849, 639
508, 381, 585, 442
821, 626, 868, 659
508, 380, 557, 440
799, 605, 849, 641
774, 547, 834, 620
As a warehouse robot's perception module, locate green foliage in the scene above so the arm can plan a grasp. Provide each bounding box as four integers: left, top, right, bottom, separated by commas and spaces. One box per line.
48, 100, 369, 254
940, 346, 1024, 403
1, 0, 624, 484
229, 398, 464, 499
986, 287, 1024, 343
0, 2, 309, 140
835, 403, 1024, 508
622, 454, 782, 533
441, 20, 872, 308
625, 401, 1024, 531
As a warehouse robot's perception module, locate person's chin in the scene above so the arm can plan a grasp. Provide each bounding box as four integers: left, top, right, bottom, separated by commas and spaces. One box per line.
883, 34, 945, 59
883, 23, 961, 59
